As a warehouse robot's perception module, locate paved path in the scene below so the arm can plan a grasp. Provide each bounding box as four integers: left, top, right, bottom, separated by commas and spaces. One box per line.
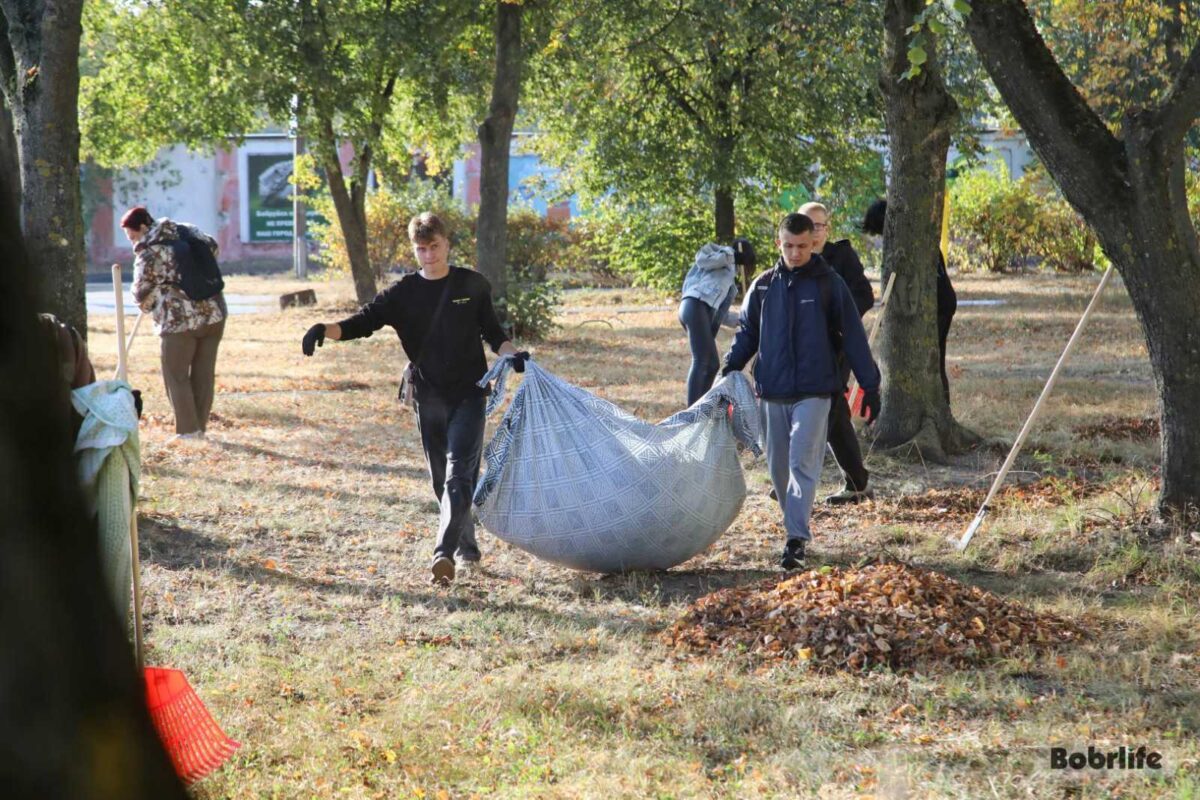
87, 288, 276, 316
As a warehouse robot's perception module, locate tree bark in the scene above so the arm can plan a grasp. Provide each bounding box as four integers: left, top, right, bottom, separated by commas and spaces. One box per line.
317, 117, 376, 305
475, 0, 522, 307
0, 0, 88, 335
0, 96, 18, 215
714, 184, 734, 242
872, 0, 976, 462
0, 163, 186, 797
964, 0, 1200, 518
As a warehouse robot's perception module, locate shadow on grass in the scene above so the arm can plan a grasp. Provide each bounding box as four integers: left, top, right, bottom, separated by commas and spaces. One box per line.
207, 438, 427, 481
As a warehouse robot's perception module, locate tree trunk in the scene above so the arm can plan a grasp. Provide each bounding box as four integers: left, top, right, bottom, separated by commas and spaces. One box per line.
317, 118, 376, 305
0, 166, 186, 797
872, 0, 976, 462
1113, 121, 1200, 517
0, 97, 18, 216
0, 0, 88, 334
963, 0, 1200, 517
714, 184, 734, 242
475, 0, 522, 307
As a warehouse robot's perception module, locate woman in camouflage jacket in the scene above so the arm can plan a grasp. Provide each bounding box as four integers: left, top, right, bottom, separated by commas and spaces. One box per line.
123, 206, 226, 439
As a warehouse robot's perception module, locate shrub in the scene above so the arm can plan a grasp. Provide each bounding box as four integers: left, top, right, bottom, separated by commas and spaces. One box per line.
505, 207, 570, 282
306, 175, 473, 280
584, 196, 719, 293
949, 163, 1100, 273
497, 267, 561, 342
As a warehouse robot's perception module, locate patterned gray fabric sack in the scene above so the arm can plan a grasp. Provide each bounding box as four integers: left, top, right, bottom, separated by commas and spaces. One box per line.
473, 356, 760, 573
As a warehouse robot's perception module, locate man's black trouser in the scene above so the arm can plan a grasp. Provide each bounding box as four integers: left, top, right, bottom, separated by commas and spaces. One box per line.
827, 387, 868, 492
938, 311, 954, 407
414, 390, 486, 561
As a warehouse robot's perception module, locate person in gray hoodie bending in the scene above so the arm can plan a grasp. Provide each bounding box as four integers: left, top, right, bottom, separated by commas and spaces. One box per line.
678, 239, 756, 405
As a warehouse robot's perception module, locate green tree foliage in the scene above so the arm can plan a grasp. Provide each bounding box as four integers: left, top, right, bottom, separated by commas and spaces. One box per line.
1030, 0, 1199, 129
81, 0, 488, 302
527, 0, 883, 248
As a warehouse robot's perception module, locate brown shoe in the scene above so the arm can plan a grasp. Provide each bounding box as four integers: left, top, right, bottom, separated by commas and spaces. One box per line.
431, 555, 455, 585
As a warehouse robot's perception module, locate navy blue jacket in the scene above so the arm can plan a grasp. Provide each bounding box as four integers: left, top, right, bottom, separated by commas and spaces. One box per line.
723, 255, 881, 400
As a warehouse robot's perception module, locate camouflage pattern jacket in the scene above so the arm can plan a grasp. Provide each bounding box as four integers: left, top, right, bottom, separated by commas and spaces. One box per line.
132, 219, 225, 335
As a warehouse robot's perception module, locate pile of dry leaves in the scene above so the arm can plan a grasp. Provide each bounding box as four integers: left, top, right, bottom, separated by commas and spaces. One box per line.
664, 563, 1082, 672
1074, 415, 1160, 441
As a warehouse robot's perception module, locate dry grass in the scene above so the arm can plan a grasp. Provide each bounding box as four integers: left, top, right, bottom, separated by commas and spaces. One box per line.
87, 269, 1200, 798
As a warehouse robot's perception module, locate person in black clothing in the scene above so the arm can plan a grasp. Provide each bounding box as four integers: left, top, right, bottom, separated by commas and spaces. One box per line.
861, 199, 957, 406
798, 202, 875, 504
300, 212, 526, 585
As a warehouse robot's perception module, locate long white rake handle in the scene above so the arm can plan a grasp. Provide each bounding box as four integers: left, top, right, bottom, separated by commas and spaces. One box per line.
110, 263, 144, 379
956, 265, 1116, 551
113, 263, 145, 668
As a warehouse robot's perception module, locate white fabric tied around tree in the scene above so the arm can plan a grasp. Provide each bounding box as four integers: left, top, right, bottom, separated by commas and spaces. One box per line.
474, 356, 760, 573
72, 380, 140, 620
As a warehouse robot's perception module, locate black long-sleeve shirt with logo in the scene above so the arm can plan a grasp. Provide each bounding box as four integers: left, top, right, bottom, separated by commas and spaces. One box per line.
336, 266, 508, 401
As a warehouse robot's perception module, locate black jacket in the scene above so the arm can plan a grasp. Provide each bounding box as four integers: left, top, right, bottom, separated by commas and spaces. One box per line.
336, 266, 508, 400
820, 239, 874, 318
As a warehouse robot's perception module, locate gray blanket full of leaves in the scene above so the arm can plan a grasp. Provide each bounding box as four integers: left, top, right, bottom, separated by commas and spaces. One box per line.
473, 356, 760, 573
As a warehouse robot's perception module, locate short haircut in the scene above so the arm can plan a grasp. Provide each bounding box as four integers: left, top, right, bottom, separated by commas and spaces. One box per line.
861, 199, 887, 236
120, 206, 154, 230
797, 201, 829, 218
778, 212, 815, 236
407, 212, 448, 243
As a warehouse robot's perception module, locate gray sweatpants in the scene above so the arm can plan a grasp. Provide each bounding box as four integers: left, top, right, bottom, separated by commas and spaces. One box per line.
761, 396, 832, 542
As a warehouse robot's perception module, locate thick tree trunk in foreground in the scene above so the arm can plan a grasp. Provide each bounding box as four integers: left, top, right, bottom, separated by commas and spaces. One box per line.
0, 0, 88, 334
0, 174, 185, 796
0, 98, 19, 215
475, 0, 522, 307
873, 0, 977, 462
964, 0, 1200, 517
317, 119, 377, 305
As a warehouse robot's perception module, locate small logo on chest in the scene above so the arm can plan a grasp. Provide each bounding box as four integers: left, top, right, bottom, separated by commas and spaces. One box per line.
452, 297, 470, 305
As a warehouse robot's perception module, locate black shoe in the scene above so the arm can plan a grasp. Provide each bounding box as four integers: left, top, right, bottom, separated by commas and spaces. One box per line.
431, 555, 455, 585
456, 545, 481, 563
780, 539, 806, 570
824, 487, 875, 506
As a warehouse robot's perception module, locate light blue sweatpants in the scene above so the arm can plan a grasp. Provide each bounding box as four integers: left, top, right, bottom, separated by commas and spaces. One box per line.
761, 396, 832, 542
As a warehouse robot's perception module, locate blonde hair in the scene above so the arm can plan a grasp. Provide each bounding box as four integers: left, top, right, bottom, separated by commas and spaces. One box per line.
797, 201, 829, 217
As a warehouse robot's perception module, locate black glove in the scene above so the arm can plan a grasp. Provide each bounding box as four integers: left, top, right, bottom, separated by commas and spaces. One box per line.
860, 389, 881, 425
302, 323, 326, 356
732, 237, 756, 273
132, 389, 143, 419
510, 351, 531, 373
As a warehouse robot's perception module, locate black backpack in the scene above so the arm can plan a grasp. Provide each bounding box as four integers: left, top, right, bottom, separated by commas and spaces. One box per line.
171, 225, 225, 301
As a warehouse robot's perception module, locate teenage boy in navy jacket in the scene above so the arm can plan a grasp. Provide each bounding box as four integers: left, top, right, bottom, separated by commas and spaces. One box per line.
721, 212, 882, 569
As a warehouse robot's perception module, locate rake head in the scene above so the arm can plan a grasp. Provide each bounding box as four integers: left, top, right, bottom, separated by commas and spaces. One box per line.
144, 667, 240, 785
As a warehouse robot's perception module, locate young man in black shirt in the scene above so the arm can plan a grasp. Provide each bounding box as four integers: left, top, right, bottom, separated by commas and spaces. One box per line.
798, 202, 875, 505
301, 212, 526, 585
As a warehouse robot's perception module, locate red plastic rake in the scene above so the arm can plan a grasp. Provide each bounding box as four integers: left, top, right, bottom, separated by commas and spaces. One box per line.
113, 264, 240, 785
144, 667, 241, 784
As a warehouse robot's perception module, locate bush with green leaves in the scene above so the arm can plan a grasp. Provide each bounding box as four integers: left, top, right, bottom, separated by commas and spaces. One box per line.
300, 165, 472, 280
949, 163, 1100, 273
497, 268, 561, 342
